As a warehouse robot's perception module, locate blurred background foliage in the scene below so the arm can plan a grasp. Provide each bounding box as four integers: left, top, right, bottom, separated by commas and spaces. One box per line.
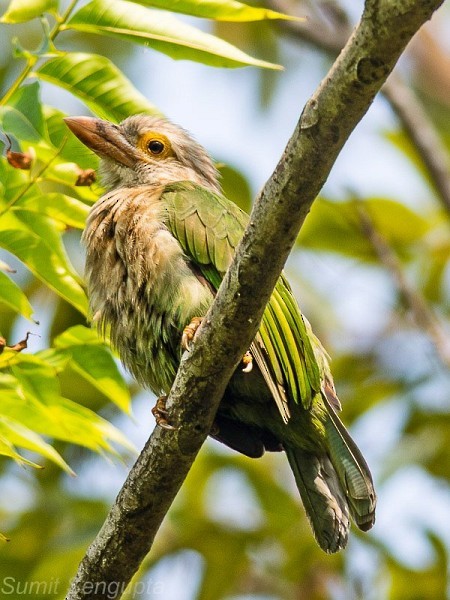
0, 0, 450, 598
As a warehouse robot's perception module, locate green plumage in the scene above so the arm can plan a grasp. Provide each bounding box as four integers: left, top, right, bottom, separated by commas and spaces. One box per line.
163, 181, 321, 412
66, 113, 376, 553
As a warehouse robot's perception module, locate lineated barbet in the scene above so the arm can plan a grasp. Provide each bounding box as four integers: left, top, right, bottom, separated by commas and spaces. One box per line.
65, 114, 376, 553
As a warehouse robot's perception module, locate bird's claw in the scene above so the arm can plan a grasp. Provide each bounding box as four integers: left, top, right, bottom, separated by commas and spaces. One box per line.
242, 351, 253, 373
152, 395, 176, 430
181, 316, 203, 351
182, 317, 252, 373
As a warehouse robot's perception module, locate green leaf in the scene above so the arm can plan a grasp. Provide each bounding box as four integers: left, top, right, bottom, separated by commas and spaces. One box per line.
0, 157, 29, 205
0, 416, 74, 474
43, 105, 101, 172
363, 198, 430, 245
54, 324, 103, 347
0, 432, 41, 468
218, 163, 252, 214
0, 82, 45, 141
0, 215, 88, 315
54, 326, 131, 414
298, 197, 429, 261
130, 0, 300, 22
66, 0, 283, 70
0, 270, 34, 319
42, 160, 97, 192
14, 191, 89, 229
37, 53, 160, 124
66, 346, 131, 414
1, 0, 58, 23
14, 210, 71, 262
0, 357, 135, 454
423, 237, 450, 302
36, 347, 72, 371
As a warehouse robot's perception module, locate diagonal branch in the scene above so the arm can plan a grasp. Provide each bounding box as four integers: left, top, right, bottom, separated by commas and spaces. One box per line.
356, 202, 450, 368
271, 0, 450, 216
66, 1, 445, 598
381, 74, 450, 216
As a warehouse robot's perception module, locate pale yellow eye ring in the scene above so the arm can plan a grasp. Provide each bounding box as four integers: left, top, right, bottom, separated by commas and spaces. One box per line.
138, 131, 172, 159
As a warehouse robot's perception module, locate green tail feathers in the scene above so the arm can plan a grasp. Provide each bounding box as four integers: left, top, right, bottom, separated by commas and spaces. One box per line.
285, 446, 350, 553
286, 400, 376, 553
323, 395, 376, 532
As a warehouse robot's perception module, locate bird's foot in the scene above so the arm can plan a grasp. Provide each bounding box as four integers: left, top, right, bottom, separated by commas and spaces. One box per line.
181, 316, 203, 351
241, 350, 253, 373
182, 317, 253, 373
151, 395, 176, 430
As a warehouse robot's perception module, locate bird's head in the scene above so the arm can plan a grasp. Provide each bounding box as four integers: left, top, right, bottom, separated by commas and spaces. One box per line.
64, 114, 220, 192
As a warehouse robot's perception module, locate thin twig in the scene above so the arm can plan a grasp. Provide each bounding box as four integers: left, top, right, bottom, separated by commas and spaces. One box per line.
0, 0, 79, 105
356, 202, 450, 368
382, 74, 450, 216
270, 0, 351, 53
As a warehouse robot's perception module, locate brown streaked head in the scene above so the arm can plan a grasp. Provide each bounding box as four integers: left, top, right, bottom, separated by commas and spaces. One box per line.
64, 114, 220, 192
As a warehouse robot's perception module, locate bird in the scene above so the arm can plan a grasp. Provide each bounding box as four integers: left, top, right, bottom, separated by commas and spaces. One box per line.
64, 114, 376, 553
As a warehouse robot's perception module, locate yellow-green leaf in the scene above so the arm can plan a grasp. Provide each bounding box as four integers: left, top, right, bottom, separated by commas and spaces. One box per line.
0, 221, 88, 315
15, 192, 89, 229
37, 53, 159, 124
0, 82, 45, 140
130, 0, 301, 22
2, 358, 135, 454
66, 0, 283, 70
0, 433, 41, 468
0, 416, 74, 475
69, 346, 131, 414
1, 0, 58, 23
0, 270, 34, 319
54, 324, 103, 347
55, 326, 131, 414
298, 197, 429, 261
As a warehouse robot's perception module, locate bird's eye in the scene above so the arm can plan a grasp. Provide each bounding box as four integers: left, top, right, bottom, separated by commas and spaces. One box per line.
138, 131, 171, 159
147, 140, 165, 155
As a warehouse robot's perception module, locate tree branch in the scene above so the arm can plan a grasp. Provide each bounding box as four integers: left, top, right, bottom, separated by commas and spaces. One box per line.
381, 74, 450, 216
356, 202, 450, 368
270, 0, 351, 53
271, 0, 450, 215
66, 1, 444, 598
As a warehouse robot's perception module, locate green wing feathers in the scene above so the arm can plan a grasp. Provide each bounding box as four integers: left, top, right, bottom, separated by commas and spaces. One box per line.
162, 181, 319, 413
164, 181, 245, 275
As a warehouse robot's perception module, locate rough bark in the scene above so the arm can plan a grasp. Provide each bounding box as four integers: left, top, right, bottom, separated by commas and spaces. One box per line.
66, 1, 444, 598
272, 0, 450, 219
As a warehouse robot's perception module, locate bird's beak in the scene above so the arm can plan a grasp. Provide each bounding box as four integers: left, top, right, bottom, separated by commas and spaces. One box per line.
64, 116, 137, 168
